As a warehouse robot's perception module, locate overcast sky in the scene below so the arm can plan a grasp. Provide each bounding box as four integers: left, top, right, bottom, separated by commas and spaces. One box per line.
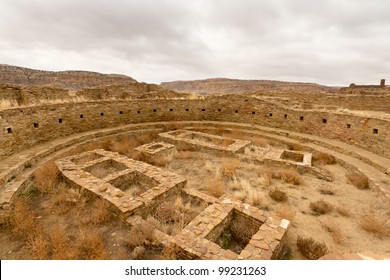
0, 0, 389, 86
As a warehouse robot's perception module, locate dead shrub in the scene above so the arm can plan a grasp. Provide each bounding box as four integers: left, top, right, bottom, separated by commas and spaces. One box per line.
312, 152, 336, 165
220, 158, 240, 179
110, 138, 138, 156
268, 188, 288, 203
321, 220, 343, 244
205, 177, 226, 198
154, 202, 176, 223
76, 230, 108, 260
287, 143, 304, 151
277, 169, 303, 185
246, 190, 262, 207
27, 234, 50, 259
310, 200, 333, 215
33, 160, 60, 193
276, 204, 296, 220
359, 208, 390, 237
297, 236, 328, 260
89, 199, 112, 225
11, 197, 40, 239
46, 183, 74, 215
336, 205, 352, 217
126, 223, 155, 248
318, 186, 335, 195
230, 218, 256, 244
346, 171, 369, 189
50, 224, 70, 260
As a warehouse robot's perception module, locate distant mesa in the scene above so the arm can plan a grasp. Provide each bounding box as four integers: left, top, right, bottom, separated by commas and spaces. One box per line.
160, 78, 339, 94
0, 64, 137, 90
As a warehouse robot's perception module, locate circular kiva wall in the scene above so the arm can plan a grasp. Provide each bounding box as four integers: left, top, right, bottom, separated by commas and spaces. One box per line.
1, 95, 389, 161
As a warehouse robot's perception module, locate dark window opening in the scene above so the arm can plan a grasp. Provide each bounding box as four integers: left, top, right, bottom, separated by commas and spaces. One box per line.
300, 116, 304, 121
169, 109, 173, 112
269, 113, 273, 117
100, 113, 104, 116
373, 128, 378, 134
284, 114, 288, 118
218, 109, 221, 112
235, 110, 238, 113
153, 109, 157, 112
137, 110, 140, 114
33, 123, 39, 128
6, 127, 12, 133
202, 109, 205, 111
347, 124, 351, 128
252, 111, 256, 115
186, 109, 189, 111
119, 111, 123, 114
322, 118, 327, 124
80, 114, 84, 118
59, 118, 63, 123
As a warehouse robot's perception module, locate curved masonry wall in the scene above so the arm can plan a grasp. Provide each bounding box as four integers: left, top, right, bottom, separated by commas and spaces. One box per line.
1, 95, 389, 160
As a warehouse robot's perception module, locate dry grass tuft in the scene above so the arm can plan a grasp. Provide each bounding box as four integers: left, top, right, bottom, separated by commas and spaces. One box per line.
312, 152, 336, 165
336, 205, 352, 217
287, 143, 304, 151
110, 137, 138, 157
50, 225, 70, 259
268, 188, 288, 203
127, 223, 155, 248
230, 217, 256, 244
27, 234, 50, 259
33, 160, 60, 193
89, 199, 112, 225
309, 200, 333, 215
276, 204, 296, 220
205, 176, 225, 198
297, 236, 328, 260
11, 197, 40, 239
220, 158, 240, 179
276, 169, 303, 185
318, 186, 335, 196
246, 190, 262, 207
76, 229, 108, 260
359, 208, 390, 237
346, 171, 369, 189
154, 202, 176, 223
46, 183, 75, 215
321, 220, 343, 244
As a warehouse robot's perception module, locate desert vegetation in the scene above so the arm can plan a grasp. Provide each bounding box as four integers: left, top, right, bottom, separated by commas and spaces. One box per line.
1, 129, 389, 261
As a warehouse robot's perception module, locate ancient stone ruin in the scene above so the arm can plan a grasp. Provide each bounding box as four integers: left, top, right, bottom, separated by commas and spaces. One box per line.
0, 67, 389, 260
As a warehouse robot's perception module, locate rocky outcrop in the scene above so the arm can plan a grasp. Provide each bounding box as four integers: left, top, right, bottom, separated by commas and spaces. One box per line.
160, 78, 338, 94
0, 64, 137, 90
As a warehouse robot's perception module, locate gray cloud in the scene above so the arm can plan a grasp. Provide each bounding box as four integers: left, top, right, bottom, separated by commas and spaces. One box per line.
0, 0, 389, 85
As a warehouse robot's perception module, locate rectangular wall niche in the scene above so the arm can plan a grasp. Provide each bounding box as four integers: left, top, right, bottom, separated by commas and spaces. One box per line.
6, 127, 12, 133
373, 128, 379, 134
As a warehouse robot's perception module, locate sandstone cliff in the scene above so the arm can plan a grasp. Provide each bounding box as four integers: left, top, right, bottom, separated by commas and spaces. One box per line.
0, 64, 137, 90
160, 78, 338, 94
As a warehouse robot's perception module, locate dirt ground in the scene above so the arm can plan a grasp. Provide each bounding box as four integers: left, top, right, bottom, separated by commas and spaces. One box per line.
1, 131, 389, 260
